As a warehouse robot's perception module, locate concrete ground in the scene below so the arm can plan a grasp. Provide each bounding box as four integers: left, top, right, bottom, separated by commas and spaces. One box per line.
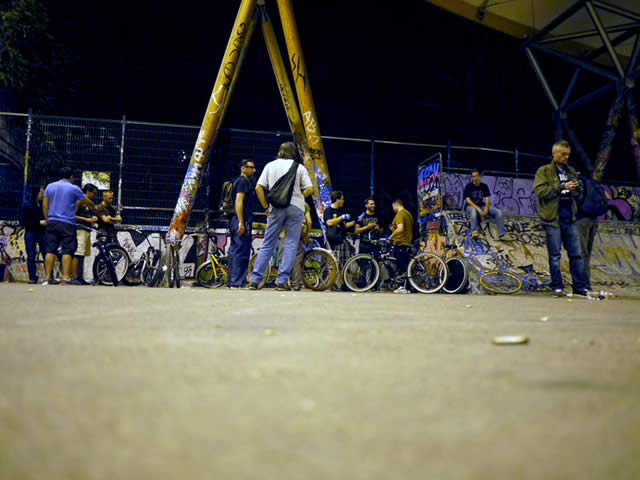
1, 282, 639, 480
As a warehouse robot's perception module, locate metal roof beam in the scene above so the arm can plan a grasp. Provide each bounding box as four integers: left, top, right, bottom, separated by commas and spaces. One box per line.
586, 1, 626, 78
529, 42, 619, 81
592, 0, 640, 23
522, 0, 587, 49
538, 22, 639, 44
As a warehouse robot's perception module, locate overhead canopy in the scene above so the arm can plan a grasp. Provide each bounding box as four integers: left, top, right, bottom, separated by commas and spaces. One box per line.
425, 0, 639, 63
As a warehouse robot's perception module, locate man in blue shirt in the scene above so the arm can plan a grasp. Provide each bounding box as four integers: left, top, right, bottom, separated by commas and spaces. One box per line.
42, 167, 85, 285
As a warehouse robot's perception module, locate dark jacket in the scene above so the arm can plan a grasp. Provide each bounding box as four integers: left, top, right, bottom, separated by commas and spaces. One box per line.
20, 202, 46, 234
533, 161, 579, 227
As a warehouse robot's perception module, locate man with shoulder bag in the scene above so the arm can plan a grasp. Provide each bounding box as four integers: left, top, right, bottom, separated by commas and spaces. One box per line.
248, 142, 314, 291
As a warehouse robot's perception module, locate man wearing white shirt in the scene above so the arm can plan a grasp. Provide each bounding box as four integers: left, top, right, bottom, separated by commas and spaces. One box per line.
249, 142, 314, 291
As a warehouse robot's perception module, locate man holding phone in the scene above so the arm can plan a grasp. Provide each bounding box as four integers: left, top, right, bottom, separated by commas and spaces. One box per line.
533, 140, 588, 298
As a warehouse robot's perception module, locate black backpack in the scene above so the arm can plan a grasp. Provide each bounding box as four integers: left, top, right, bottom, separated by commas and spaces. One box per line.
267, 161, 298, 208
219, 178, 237, 217
577, 175, 608, 218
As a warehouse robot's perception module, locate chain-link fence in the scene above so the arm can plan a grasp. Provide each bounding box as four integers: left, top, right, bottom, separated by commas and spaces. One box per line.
2, 111, 553, 228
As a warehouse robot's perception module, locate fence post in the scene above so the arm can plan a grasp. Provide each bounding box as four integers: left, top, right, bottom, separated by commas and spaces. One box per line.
369, 134, 375, 198
118, 115, 126, 211
22, 108, 33, 206
515, 145, 519, 178
446, 138, 451, 170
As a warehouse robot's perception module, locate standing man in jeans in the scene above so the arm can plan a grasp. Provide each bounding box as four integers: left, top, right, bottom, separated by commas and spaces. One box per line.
42, 167, 85, 285
20, 185, 47, 284
533, 139, 588, 298
249, 142, 313, 291
227, 159, 256, 288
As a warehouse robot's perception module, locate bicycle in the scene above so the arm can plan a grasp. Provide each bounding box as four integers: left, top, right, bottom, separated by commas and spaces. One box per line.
468, 248, 522, 294
247, 240, 338, 291
121, 230, 162, 287
89, 228, 130, 287
142, 231, 181, 288
194, 230, 228, 289
440, 243, 469, 294
343, 240, 447, 293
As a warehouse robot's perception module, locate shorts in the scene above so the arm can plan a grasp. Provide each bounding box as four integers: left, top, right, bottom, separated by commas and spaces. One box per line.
45, 220, 77, 256
75, 228, 91, 256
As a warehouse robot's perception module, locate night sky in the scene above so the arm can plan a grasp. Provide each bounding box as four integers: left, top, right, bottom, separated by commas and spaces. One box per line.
39, 0, 638, 181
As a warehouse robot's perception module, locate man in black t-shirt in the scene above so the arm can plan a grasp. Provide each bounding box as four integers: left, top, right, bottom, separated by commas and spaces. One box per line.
72, 183, 98, 284
323, 190, 355, 277
354, 197, 381, 254
95, 190, 122, 240
463, 169, 513, 241
228, 159, 256, 288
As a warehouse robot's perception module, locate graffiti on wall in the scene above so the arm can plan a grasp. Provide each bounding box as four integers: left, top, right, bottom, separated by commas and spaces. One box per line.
441, 172, 640, 222
438, 211, 640, 294
442, 173, 538, 216
417, 158, 442, 232
0, 221, 271, 284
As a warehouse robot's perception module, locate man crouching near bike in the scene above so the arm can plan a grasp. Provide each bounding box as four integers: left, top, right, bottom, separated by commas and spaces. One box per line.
387, 198, 414, 294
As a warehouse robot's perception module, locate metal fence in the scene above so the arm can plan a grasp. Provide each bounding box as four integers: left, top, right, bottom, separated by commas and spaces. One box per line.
1, 111, 553, 227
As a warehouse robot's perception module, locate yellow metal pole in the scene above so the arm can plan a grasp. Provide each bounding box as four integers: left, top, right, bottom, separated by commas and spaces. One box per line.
276, 0, 333, 216
260, 6, 323, 215
167, 0, 258, 242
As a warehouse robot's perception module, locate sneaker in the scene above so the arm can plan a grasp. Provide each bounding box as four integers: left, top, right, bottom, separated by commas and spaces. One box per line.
61, 279, 75, 285
552, 289, 565, 297
76, 278, 91, 285
393, 286, 410, 294
29, 279, 38, 284
275, 283, 291, 291
498, 234, 516, 241
247, 282, 259, 290
42, 278, 60, 286
572, 290, 589, 299
292, 285, 302, 291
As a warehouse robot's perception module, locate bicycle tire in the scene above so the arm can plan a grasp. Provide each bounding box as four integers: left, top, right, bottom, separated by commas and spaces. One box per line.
407, 252, 447, 294
168, 245, 180, 288
342, 254, 379, 292
479, 270, 522, 294
144, 249, 164, 287
301, 248, 338, 291
443, 257, 468, 294
173, 246, 181, 289
93, 246, 129, 286
195, 260, 227, 288
247, 253, 272, 289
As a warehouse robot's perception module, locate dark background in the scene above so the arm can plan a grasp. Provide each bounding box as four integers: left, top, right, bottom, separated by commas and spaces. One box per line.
20, 0, 640, 217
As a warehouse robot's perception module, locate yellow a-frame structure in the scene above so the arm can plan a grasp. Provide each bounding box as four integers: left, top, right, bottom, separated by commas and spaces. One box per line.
167, 0, 333, 243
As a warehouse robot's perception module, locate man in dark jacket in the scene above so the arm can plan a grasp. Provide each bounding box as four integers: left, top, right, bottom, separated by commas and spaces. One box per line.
20, 186, 47, 283
533, 139, 588, 298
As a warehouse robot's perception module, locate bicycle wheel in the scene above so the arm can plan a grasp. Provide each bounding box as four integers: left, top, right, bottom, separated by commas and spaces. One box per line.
479, 270, 522, 294
247, 252, 272, 289
195, 260, 227, 288
93, 247, 129, 286
443, 257, 468, 294
342, 254, 379, 292
168, 244, 181, 288
144, 249, 164, 287
301, 248, 338, 291
407, 253, 447, 294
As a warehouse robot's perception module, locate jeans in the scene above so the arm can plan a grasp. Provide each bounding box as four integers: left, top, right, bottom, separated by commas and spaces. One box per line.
251, 205, 304, 285
466, 205, 506, 237
575, 216, 598, 290
543, 219, 587, 293
228, 216, 252, 287
25, 230, 47, 282
278, 237, 305, 288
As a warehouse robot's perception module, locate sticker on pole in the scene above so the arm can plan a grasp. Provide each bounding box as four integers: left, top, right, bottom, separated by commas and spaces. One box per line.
491, 335, 529, 345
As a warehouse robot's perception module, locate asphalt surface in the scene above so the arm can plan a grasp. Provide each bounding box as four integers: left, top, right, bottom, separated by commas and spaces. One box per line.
1, 283, 639, 480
